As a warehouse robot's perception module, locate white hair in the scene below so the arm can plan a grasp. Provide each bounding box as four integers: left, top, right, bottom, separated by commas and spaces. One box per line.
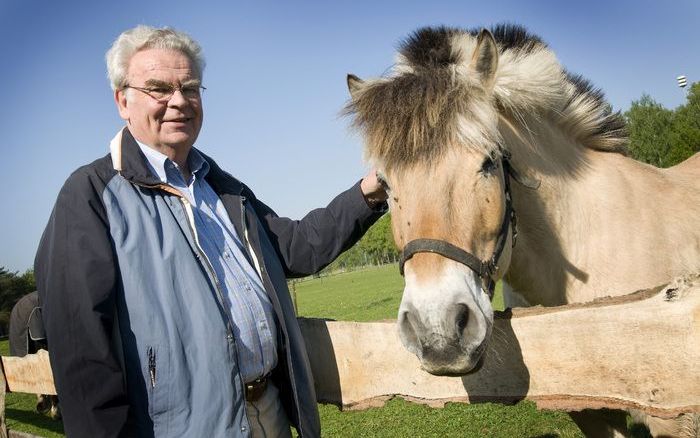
105, 25, 205, 91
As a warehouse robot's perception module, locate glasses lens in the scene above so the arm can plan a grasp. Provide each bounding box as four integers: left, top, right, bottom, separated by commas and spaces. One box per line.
182, 86, 201, 99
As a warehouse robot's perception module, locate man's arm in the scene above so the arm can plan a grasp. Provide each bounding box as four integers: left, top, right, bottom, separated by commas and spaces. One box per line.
35, 168, 130, 438
252, 170, 388, 277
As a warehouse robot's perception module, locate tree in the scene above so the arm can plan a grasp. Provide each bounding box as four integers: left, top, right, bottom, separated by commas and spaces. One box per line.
324, 214, 399, 272
0, 267, 36, 335
625, 82, 700, 168
625, 94, 674, 167
667, 82, 700, 166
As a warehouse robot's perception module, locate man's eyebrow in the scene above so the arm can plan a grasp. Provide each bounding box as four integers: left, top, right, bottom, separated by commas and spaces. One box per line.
181, 79, 202, 87
142, 78, 201, 87
143, 79, 172, 88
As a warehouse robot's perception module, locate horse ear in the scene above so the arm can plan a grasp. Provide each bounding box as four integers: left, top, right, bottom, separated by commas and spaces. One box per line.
470, 29, 498, 90
347, 74, 365, 99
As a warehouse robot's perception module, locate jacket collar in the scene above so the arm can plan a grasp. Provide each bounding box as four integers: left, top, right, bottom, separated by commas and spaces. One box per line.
109, 127, 248, 197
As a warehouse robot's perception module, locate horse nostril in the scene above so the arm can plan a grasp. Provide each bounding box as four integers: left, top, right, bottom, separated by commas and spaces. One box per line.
398, 310, 420, 348
455, 304, 470, 334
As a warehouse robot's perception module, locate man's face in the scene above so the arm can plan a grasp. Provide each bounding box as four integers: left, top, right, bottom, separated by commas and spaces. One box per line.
115, 48, 203, 151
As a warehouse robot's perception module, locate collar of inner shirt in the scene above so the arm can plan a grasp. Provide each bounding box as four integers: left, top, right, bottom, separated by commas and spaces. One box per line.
136, 140, 210, 186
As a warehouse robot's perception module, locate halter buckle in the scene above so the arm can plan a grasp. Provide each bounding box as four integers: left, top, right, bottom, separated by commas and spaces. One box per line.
485, 259, 499, 277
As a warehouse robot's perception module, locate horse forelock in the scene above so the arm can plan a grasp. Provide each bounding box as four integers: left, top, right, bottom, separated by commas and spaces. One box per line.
345, 23, 628, 169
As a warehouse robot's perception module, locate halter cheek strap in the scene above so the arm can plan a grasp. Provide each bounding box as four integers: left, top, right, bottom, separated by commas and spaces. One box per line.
398, 154, 518, 300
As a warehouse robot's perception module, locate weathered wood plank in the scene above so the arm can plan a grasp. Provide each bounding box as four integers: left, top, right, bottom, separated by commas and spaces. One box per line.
0, 351, 55, 396
8, 431, 45, 438
299, 276, 700, 418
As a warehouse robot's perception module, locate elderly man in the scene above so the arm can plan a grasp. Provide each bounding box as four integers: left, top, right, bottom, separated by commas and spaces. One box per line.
35, 25, 386, 438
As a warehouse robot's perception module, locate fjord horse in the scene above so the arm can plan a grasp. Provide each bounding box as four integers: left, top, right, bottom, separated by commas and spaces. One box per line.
345, 24, 700, 437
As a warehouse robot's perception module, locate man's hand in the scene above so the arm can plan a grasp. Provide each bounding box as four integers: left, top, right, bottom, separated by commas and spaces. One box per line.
360, 169, 389, 209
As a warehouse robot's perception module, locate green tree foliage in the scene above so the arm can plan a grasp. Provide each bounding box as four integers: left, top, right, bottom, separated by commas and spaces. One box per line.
626, 82, 700, 167
625, 94, 674, 167
324, 214, 399, 272
0, 267, 36, 334
667, 82, 700, 165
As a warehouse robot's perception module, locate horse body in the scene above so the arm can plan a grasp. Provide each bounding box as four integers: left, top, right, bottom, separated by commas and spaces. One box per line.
506, 136, 700, 307
346, 24, 699, 436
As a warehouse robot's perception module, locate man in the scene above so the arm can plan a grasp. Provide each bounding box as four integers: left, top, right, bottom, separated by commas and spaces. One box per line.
35, 25, 387, 438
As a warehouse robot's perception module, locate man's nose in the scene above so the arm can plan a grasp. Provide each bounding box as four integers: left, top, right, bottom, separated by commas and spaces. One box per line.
168, 89, 189, 106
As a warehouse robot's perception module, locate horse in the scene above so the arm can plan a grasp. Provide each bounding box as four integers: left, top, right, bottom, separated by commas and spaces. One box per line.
344, 24, 700, 437
9, 291, 61, 420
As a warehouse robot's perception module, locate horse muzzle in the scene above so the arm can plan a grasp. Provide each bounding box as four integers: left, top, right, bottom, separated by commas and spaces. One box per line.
398, 288, 493, 375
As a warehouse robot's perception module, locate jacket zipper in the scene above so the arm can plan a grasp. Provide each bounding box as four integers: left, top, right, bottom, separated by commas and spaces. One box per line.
129, 180, 236, 337
240, 197, 262, 278
148, 347, 156, 389
178, 197, 235, 336
240, 198, 305, 436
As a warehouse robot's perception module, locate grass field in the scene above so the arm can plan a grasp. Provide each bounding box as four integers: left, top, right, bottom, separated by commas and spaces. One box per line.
2, 264, 585, 437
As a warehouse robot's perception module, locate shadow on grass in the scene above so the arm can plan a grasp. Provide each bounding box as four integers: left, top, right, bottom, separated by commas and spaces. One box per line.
6, 408, 64, 435
461, 309, 530, 406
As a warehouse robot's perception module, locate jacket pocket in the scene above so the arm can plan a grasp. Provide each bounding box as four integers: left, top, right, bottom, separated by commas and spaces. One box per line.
144, 344, 171, 421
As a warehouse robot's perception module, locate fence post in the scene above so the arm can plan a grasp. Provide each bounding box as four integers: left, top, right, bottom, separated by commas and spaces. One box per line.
291, 280, 299, 315
0, 358, 7, 438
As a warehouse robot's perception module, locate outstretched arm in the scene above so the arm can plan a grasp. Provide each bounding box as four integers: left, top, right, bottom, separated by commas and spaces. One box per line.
252, 170, 388, 277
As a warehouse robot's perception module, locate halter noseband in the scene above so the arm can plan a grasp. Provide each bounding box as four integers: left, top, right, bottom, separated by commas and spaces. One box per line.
398, 154, 519, 300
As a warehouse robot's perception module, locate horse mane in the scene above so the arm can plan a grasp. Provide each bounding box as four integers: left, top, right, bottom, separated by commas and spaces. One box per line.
345, 24, 628, 168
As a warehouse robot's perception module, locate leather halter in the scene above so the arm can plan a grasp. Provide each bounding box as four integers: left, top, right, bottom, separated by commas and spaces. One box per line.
398, 153, 519, 300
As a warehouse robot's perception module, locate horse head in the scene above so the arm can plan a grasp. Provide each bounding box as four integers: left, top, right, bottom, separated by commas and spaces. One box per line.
346, 28, 514, 375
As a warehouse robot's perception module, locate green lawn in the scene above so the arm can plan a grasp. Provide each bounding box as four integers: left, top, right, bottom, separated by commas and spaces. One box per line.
2, 264, 582, 437
292, 263, 505, 321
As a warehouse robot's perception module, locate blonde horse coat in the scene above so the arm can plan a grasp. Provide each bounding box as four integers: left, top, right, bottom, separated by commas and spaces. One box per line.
346, 25, 700, 437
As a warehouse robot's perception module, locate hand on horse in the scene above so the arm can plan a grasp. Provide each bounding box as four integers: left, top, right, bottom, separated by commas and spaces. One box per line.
360, 168, 389, 209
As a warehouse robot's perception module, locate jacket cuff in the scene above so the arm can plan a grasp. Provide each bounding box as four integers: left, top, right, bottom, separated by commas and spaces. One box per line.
352, 180, 389, 214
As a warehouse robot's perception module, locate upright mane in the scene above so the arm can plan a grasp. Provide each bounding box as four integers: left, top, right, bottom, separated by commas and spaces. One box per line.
345, 24, 628, 168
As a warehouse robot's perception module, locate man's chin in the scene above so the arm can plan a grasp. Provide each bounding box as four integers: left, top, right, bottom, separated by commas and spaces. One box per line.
161, 131, 198, 148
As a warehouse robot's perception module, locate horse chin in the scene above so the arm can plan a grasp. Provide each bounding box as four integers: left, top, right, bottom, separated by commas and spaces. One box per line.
418, 337, 489, 376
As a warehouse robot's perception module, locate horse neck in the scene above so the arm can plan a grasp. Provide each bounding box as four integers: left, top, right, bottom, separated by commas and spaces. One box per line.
500, 121, 673, 306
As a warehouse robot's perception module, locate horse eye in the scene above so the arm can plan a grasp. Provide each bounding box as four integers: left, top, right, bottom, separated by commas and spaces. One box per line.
480, 156, 498, 175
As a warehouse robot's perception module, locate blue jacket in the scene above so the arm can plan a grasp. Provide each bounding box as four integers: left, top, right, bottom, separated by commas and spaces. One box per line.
35, 128, 384, 437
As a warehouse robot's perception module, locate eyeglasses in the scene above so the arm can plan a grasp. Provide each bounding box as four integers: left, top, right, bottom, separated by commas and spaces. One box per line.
123, 81, 206, 103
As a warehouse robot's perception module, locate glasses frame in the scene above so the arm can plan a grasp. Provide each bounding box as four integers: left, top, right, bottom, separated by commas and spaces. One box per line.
123, 83, 206, 103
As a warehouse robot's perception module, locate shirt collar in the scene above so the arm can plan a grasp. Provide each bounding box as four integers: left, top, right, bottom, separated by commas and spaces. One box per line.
136, 141, 210, 184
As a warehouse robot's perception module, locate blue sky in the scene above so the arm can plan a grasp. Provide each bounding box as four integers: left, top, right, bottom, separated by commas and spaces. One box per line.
1, 0, 698, 272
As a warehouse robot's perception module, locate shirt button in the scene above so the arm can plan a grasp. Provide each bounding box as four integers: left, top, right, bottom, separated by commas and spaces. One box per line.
241, 426, 247, 432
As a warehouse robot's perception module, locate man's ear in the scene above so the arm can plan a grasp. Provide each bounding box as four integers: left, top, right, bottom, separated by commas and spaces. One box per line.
115, 89, 130, 121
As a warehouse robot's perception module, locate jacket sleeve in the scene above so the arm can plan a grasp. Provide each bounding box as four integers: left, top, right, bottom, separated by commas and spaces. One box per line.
35, 168, 131, 438
251, 180, 386, 277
